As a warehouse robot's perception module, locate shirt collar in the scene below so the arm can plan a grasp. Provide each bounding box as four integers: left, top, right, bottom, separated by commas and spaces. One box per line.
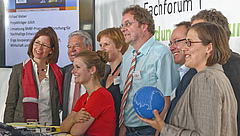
178, 64, 190, 73
178, 64, 190, 80
202, 63, 223, 72
131, 36, 155, 56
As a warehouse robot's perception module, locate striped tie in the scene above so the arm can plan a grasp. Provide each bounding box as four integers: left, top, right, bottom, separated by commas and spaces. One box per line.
119, 51, 139, 126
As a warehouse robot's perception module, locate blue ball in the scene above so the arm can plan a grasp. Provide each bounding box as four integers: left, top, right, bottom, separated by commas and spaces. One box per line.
133, 86, 165, 119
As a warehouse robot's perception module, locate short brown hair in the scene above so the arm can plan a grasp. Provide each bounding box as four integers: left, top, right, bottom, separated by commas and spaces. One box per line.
191, 9, 231, 40
97, 27, 129, 55
122, 5, 155, 35
191, 22, 230, 66
75, 50, 108, 79
27, 27, 59, 63
175, 21, 191, 36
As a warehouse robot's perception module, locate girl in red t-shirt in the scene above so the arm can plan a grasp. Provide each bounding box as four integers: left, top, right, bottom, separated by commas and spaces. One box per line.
60, 50, 116, 136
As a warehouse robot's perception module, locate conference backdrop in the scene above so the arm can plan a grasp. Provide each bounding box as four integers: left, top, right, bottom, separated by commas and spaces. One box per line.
4, 0, 94, 67
5, 0, 79, 67
1, 0, 240, 122
133, 0, 240, 54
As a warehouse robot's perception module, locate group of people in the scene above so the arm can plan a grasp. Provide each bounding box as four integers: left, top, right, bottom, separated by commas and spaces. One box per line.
3, 4, 239, 136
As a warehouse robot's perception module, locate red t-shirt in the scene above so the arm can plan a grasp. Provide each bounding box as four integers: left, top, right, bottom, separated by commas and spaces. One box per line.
73, 87, 116, 136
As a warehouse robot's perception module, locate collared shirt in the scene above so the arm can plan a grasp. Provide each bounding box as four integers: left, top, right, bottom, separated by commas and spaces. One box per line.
68, 74, 86, 115
32, 60, 52, 126
178, 64, 190, 80
120, 36, 180, 127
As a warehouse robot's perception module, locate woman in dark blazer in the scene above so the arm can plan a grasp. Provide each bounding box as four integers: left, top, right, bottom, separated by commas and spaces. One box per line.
4, 27, 62, 126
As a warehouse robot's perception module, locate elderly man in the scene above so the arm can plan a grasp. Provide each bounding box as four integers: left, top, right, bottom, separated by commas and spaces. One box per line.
62, 30, 93, 121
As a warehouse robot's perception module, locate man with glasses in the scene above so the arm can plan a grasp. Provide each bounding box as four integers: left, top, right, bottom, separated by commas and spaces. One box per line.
62, 30, 93, 121
119, 5, 179, 135
191, 9, 240, 136
164, 21, 197, 125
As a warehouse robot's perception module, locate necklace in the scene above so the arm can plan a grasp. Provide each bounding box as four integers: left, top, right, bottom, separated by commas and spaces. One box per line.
37, 64, 48, 75
41, 68, 47, 72
109, 62, 122, 77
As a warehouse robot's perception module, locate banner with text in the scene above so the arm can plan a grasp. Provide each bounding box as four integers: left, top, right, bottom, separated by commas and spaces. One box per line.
134, 0, 240, 54
5, 0, 78, 67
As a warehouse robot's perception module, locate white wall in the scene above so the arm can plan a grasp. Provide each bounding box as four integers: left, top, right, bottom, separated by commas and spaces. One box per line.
0, 68, 12, 122
94, 0, 134, 50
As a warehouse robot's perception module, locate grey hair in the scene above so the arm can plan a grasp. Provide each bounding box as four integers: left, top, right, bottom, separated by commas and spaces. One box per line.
68, 30, 93, 47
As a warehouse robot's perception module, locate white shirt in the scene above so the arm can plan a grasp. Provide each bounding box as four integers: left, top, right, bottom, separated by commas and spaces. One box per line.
32, 60, 52, 126
178, 64, 190, 81
68, 74, 86, 115
171, 65, 190, 101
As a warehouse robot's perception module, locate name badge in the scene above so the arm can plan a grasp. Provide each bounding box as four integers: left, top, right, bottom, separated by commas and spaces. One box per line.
132, 71, 142, 80
170, 87, 176, 101
114, 76, 120, 85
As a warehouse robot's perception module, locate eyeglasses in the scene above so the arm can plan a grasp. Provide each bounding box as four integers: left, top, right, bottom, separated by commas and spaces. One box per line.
168, 39, 186, 47
120, 21, 138, 29
184, 40, 202, 47
34, 41, 51, 49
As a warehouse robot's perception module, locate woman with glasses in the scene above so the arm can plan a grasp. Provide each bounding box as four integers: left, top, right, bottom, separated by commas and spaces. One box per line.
138, 22, 237, 135
4, 27, 63, 126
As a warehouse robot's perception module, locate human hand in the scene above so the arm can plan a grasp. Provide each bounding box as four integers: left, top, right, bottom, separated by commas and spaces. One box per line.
138, 109, 165, 132
73, 108, 91, 123
119, 124, 127, 136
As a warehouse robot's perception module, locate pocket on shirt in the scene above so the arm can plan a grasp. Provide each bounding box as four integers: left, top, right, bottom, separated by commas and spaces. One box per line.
132, 70, 156, 86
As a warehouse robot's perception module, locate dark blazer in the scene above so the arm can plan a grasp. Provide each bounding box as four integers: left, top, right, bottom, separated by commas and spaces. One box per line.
222, 50, 240, 135
164, 68, 197, 124
62, 64, 74, 121
4, 63, 61, 125
62, 64, 111, 121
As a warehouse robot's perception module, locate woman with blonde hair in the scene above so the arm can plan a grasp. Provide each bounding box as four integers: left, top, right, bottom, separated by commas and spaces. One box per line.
60, 50, 116, 136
